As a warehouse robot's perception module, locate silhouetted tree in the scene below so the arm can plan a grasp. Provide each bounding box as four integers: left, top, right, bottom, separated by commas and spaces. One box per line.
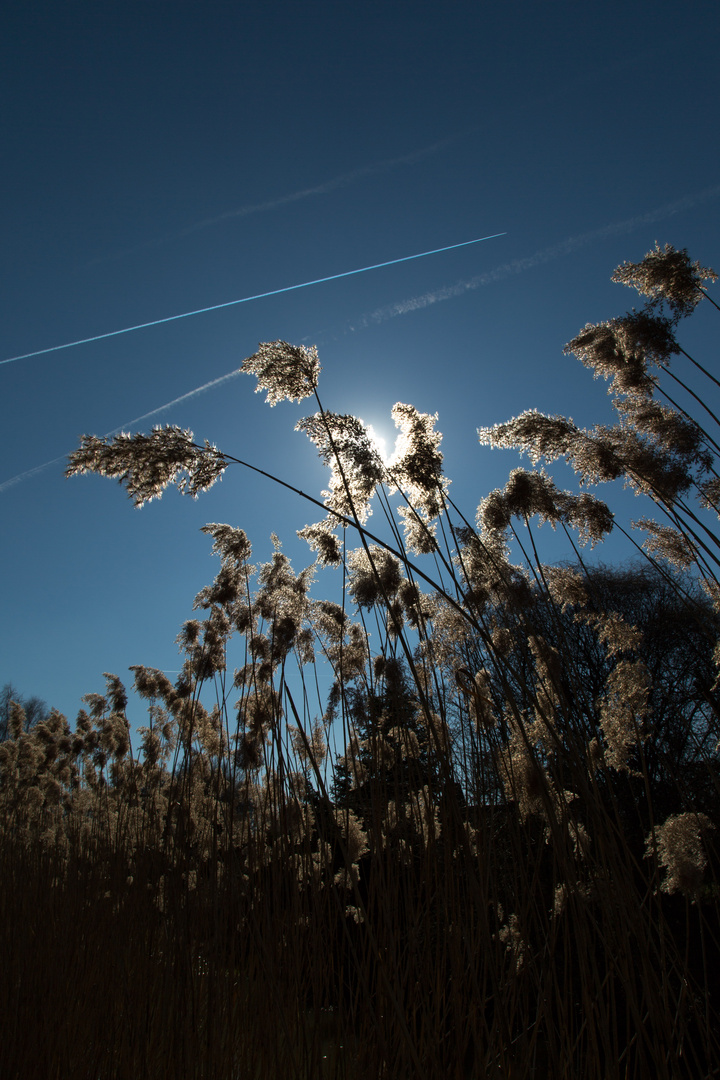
0, 682, 51, 741
454, 562, 720, 819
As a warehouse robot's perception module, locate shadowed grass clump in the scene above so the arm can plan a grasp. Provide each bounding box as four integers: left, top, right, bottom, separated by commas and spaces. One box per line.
2, 244, 720, 1078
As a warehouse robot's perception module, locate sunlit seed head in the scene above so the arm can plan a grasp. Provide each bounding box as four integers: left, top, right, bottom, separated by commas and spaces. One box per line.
240, 340, 320, 405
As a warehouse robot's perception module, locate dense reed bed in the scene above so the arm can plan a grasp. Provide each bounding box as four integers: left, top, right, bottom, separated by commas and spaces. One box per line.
2, 244, 719, 1078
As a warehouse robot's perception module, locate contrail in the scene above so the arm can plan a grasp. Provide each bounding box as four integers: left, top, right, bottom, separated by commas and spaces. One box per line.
182, 134, 470, 235
88, 130, 477, 264
1, 232, 506, 367
0, 454, 69, 494
0, 369, 245, 495
7, 184, 716, 496
355, 184, 720, 328
114, 369, 243, 431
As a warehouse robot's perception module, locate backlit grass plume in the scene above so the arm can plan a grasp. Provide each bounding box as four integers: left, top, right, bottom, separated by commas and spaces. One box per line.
3, 245, 719, 1079
611, 241, 718, 317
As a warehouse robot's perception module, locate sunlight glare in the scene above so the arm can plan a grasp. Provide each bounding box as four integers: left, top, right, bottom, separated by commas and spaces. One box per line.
362, 422, 391, 465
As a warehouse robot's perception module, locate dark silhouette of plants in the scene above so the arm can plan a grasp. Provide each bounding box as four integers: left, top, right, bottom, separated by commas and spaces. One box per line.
1, 244, 718, 1078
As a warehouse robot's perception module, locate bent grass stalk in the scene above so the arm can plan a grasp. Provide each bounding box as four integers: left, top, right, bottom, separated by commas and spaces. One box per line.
2, 244, 720, 1078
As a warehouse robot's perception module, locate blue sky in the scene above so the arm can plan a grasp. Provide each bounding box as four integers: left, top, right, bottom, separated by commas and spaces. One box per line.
2, 1, 719, 728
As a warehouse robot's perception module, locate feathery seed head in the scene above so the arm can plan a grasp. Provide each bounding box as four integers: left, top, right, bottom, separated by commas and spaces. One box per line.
66, 426, 227, 507
597, 658, 650, 772
589, 612, 643, 657
103, 673, 128, 714
396, 504, 438, 554
561, 492, 614, 546
648, 812, 716, 898
543, 565, 588, 612
131, 666, 177, 703
477, 470, 613, 546
8, 700, 26, 739
457, 668, 496, 728
388, 403, 448, 517
490, 626, 514, 654
81, 693, 107, 720
397, 578, 431, 629
298, 412, 385, 523
200, 523, 252, 565
297, 519, 343, 566
618, 399, 709, 468
333, 807, 369, 864
347, 546, 402, 609
193, 562, 247, 610
478, 411, 578, 465
699, 477, 720, 516
311, 599, 349, 642
612, 243, 717, 317
240, 340, 320, 405
564, 311, 679, 381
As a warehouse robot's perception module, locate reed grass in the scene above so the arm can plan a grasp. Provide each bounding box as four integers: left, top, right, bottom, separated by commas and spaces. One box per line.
1, 244, 719, 1078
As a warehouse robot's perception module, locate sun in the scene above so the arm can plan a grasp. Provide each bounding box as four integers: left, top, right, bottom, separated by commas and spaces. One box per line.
361, 422, 391, 465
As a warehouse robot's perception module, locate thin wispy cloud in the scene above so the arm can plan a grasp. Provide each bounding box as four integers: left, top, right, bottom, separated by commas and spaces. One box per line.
4, 186, 718, 496
0, 454, 69, 494
3, 234, 503, 367
114, 369, 244, 431
0, 370, 244, 495
184, 133, 469, 234
353, 185, 720, 329
91, 130, 474, 264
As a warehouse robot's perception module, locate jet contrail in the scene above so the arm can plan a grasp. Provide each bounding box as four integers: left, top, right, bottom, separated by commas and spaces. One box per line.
0, 369, 245, 494
1, 232, 506, 368
355, 184, 720, 328
0, 454, 69, 494
182, 133, 471, 235
114, 369, 243, 431
89, 129, 479, 264
6, 184, 715, 496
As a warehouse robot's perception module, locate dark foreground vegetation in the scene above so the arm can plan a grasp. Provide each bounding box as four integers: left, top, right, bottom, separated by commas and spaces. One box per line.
2, 244, 720, 1078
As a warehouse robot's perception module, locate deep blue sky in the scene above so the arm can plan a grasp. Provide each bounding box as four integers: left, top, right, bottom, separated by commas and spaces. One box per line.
2, 1, 719, 728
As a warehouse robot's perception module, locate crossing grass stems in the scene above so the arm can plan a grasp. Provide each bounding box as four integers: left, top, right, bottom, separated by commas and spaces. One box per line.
1, 243, 719, 1078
